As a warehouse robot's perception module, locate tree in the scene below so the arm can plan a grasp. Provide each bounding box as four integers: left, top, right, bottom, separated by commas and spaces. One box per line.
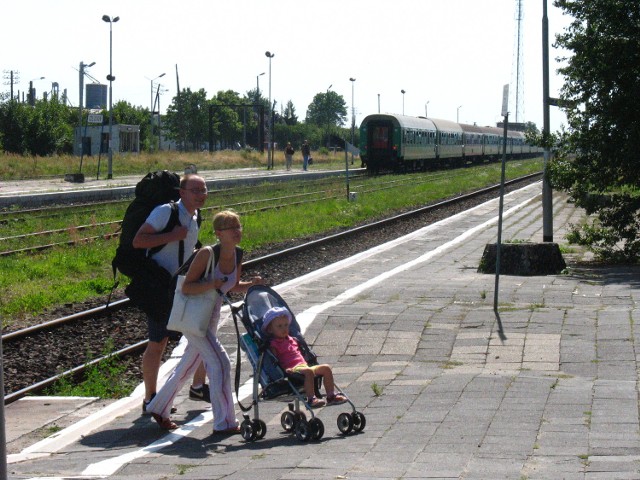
164, 88, 209, 151
305, 91, 347, 127
283, 100, 298, 126
549, 0, 640, 262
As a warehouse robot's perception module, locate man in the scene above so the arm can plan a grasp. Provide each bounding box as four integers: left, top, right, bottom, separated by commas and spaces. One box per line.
301, 140, 311, 171
132, 174, 210, 413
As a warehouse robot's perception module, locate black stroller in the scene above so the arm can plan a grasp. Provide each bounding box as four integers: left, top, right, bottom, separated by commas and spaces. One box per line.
225, 285, 366, 442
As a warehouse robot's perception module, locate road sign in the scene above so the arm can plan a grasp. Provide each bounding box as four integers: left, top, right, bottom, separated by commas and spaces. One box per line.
87, 114, 103, 124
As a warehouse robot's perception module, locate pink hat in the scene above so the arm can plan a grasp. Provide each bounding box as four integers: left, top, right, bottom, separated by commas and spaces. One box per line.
261, 306, 291, 333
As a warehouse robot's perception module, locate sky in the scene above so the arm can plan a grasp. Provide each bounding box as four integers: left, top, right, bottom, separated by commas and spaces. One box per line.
2, 0, 572, 132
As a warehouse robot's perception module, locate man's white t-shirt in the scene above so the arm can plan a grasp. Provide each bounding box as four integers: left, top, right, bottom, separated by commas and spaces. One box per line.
145, 199, 199, 274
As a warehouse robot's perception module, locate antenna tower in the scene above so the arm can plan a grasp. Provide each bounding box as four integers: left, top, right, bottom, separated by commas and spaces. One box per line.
512, 0, 525, 123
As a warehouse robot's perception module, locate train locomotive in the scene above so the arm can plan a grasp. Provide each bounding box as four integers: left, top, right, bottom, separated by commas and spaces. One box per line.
358, 113, 542, 174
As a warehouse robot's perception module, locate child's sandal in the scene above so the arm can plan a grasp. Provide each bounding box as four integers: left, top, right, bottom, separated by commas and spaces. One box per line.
326, 394, 348, 405
308, 396, 326, 408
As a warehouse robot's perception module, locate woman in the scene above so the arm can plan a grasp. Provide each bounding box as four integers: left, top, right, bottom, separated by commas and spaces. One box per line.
147, 210, 263, 434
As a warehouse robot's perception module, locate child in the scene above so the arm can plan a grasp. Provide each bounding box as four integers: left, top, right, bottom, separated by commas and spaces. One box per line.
261, 306, 347, 408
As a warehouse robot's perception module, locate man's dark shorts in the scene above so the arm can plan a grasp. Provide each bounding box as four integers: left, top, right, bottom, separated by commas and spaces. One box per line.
147, 315, 181, 343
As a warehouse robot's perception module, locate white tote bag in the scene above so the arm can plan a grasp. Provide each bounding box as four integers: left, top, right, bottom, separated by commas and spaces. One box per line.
167, 246, 218, 337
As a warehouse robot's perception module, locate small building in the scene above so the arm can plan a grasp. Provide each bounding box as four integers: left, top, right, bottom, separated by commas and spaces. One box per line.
74, 124, 140, 156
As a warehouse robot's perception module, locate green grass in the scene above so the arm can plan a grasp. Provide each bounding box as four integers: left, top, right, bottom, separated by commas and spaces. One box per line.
0, 157, 543, 326
45, 339, 138, 398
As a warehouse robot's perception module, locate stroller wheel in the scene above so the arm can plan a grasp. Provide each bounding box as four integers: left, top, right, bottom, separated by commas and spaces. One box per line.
253, 419, 267, 439
241, 418, 257, 442
295, 419, 311, 442
309, 417, 324, 440
337, 412, 354, 435
281, 411, 295, 432
353, 411, 366, 432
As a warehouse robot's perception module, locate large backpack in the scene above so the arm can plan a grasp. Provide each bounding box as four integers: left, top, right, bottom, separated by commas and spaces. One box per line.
110, 170, 200, 323
112, 170, 182, 279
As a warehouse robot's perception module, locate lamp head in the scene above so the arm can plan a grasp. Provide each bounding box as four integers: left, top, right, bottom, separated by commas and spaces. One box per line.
265, 51, 274, 58
159, 73, 166, 78
349, 77, 356, 82
113, 16, 120, 22
401, 89, 406, 94
102, 15, 110, 22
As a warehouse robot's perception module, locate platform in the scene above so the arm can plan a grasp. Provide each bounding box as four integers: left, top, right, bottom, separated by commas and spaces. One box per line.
6, 182, 640, 479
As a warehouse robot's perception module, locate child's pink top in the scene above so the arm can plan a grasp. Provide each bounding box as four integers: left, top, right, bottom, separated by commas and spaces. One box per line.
270, 336, 306, 370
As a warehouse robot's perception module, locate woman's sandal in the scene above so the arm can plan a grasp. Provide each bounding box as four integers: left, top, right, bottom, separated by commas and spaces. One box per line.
213, 425, 241, 435
151, 413, 178, 430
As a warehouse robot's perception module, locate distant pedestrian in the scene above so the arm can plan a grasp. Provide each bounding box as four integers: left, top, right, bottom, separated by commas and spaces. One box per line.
284, 142, 294, 171
301, 140, 311, 171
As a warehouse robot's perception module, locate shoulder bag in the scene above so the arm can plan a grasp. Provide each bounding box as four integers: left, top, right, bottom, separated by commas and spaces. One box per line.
167, 246, 218, 337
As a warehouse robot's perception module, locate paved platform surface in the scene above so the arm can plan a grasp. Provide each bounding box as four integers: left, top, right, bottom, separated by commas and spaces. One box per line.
6, 181, 640, 479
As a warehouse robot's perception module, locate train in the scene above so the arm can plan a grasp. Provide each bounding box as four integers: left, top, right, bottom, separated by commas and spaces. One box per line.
358, 113, 543, 173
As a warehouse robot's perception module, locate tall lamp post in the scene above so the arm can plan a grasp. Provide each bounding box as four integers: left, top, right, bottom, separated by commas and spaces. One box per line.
401, 89, 406, 115
256, 72, 265, 101
349, 77, 356, 164
102, 14, 119, 179
425, 100, 429, 117
265, 51, 274, 169
148, 72, 165, 152
457, 104, 463, 123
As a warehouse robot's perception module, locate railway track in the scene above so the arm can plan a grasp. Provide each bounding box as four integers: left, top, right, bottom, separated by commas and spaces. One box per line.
2, 173, 542, 404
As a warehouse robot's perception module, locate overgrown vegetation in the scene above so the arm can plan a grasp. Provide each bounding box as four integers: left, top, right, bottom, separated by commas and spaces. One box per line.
45, 338, 137, 398
544, 0, 640, 263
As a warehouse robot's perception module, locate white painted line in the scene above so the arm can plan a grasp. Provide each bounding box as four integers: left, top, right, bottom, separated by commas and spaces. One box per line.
80, 187, 538, 477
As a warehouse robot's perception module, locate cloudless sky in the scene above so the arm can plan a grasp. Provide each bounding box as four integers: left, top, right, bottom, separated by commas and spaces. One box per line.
3, 0, 571, 131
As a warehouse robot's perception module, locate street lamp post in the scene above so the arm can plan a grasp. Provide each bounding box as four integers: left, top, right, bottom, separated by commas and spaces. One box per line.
326, 84, 332, 148
457, 105, 463, 123
102, 14, 119, 179
401, 89, 406, 115
425, 100, 429, 117
349, 77, 356, 164
149, 72, 165, 152
256, 72, 265, 102
265, 51, 274, 169
378, 93, 380, 113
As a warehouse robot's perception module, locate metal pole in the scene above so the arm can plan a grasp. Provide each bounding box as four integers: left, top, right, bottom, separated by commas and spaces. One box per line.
350, 77, 355, 165
493, 111, 508, 341
103, 15, 119, 179
377, 93, 380, 113
265, 51, 274, 169
542, 0, 554, 241
78, 63, 84, 156
1, 330, 8, 480
107, 20, 114, 178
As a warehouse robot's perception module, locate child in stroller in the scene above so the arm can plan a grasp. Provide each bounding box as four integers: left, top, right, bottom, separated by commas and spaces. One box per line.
261, 306, 347, 408
230, 285, 366, 442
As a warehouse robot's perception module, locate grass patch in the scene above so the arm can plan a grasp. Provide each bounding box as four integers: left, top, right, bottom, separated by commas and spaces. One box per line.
371, 382, 384, 396
45, 339, 138, 398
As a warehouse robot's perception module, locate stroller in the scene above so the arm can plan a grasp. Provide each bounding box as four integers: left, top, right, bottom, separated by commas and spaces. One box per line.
224, 285, 366, 442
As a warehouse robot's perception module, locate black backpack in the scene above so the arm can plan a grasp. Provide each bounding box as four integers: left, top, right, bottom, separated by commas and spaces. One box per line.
110, 170, 201, 322
112, 170, 183, 279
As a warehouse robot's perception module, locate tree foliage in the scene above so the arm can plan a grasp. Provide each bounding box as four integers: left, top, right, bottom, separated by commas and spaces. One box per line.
305, 91, 347, 127
550, 0, 640, 262
0, 97, 74, 155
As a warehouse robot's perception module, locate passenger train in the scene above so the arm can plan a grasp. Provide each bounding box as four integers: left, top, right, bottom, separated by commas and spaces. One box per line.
358, 113, 543, 174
